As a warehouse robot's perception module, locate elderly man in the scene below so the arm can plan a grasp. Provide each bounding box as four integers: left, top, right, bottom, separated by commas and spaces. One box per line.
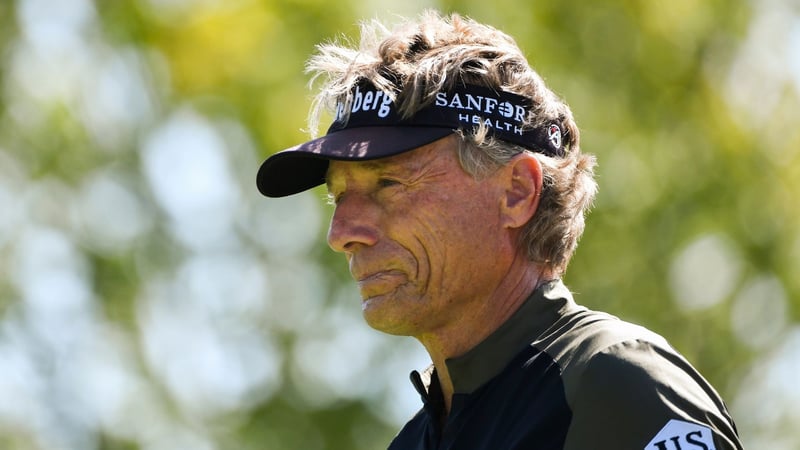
256, 11, 743, 450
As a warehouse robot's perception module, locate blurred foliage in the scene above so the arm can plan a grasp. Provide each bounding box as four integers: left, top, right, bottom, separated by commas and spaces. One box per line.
0, 0, 798, 449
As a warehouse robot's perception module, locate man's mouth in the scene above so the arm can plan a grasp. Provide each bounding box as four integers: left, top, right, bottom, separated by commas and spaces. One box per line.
356, 270, 405, 299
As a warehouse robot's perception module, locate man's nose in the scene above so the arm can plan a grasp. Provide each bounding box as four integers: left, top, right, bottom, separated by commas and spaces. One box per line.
327, 193, 380, 253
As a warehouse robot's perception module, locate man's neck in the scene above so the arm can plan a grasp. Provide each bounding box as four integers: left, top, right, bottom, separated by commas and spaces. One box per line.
416, 262, 549, 414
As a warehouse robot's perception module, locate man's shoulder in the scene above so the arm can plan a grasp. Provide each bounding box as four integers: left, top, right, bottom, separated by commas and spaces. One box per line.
535, 305, 674, 374
529, 307, 742, 449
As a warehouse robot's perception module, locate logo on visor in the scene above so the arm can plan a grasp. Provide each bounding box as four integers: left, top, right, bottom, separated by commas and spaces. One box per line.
326, 81, 564, 157
334, 85, 394, 122
435, 91, 527, 136
547, 124, 562, 150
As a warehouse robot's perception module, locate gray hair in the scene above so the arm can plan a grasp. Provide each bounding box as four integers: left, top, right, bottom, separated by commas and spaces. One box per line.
307, 10, 597, 275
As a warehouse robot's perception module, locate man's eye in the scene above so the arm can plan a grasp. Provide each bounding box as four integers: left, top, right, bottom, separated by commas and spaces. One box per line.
377, 178, 401, 188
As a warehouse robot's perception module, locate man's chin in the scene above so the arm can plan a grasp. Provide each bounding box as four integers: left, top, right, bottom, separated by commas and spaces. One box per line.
360, 293, 414, 336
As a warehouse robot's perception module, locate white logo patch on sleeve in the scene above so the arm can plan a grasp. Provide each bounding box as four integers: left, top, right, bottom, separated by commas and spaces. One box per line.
644, 419, 716, 450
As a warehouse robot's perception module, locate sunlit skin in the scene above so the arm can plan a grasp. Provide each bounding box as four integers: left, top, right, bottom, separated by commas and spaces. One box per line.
326, 135, 549, 413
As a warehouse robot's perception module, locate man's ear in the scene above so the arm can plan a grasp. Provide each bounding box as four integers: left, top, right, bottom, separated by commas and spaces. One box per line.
499, 152, 543, 230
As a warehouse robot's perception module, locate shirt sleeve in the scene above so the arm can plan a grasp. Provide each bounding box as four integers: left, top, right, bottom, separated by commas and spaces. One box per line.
563, 339, 743, 450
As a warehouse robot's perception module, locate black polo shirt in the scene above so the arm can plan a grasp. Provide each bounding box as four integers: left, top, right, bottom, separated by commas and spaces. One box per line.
388, 280, 743, 450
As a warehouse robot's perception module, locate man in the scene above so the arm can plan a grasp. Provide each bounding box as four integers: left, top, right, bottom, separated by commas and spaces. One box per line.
256, 11, 743, 450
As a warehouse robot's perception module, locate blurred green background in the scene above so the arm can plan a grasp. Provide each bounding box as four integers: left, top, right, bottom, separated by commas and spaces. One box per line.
0, 0, 798, 448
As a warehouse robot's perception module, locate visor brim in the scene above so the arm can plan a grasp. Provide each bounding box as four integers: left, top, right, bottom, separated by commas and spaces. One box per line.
256, 126, 454, 197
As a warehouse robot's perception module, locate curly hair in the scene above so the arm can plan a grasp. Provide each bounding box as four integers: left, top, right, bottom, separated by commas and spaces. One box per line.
306, 10, 597, 275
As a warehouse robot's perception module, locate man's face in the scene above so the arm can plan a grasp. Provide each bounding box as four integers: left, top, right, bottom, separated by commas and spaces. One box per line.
326, 135, 513, 337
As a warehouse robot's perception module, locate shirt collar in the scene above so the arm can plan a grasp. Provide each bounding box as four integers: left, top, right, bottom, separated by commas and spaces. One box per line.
411, 279, 577, 398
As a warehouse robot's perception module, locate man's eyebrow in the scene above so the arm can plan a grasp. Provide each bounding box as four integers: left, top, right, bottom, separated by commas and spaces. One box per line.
325, 161, 380, 190
325, 157, 423, 190
325, 160, 394, 183
358, 160, 392, 171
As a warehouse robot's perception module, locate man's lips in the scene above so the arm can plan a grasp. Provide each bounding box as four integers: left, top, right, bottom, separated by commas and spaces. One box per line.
355, 270, 405, 298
